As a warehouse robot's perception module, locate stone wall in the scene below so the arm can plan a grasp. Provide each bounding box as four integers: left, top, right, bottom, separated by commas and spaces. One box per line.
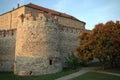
58, 16, 85, 29
58, 26, 82, 64
0, 29, 16, 71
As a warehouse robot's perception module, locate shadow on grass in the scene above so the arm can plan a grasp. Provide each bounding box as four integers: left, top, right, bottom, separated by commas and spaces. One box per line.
0, 69, 77, 80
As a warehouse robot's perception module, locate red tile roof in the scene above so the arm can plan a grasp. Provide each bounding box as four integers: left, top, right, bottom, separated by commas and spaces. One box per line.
25, 3, 85, 24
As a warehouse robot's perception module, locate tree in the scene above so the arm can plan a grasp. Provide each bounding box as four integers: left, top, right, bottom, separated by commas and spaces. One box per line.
77, 21, 120, 69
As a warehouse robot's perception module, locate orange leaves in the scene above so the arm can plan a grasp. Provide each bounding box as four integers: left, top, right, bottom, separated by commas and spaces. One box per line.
94, 23, 104, 30
77, 20, 120, 65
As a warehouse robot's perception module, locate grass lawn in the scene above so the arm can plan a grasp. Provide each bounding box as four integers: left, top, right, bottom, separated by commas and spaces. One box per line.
71, 72, 120, 80
0, 69, 77, 80
102, 68, 120, 74
87, 62, 120, 74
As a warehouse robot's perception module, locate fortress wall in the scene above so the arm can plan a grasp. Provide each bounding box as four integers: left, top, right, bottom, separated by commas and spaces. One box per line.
58, 25, 82, 64
44, 13, 85, 65
49, 15, 85, 63
58, 16, 85, 29
14, 13, 62, 75
0, 29, 16, 71
0, 4, 86, 74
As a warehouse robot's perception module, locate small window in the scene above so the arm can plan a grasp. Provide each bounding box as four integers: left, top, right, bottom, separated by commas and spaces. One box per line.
32, 11, 36, 16
54, 16, 58, 20
14, 12, 17, 18
49, 59, 52, 65
5, 25, 8, 30
1, 17, 4, 22
5, 16, 8, 21
13, 23, 17, 28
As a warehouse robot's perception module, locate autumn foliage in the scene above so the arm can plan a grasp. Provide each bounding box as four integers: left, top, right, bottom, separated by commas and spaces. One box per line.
77, 21, 120, 68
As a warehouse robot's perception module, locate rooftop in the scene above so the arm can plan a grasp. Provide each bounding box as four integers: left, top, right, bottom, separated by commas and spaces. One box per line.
0, 3, 85, 24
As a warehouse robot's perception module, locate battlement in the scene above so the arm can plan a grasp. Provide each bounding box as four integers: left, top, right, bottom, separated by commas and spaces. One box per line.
18, 12, 85, 30
0, 29, 16, 37
18, 12, 58, 24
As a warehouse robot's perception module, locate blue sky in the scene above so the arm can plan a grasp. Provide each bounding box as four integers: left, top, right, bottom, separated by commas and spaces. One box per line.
0, 0, 120, 30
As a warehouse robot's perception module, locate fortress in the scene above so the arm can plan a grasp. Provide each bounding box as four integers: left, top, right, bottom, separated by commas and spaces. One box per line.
0, 3, 86, 75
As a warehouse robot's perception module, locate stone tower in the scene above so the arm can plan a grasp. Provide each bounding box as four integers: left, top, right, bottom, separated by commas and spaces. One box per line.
14, 13, 62, 75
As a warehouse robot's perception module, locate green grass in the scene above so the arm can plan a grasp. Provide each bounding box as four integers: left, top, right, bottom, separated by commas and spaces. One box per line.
103, 68, 120, 74
0, 69, 77, 80
87, 62, 120, 74
71, 72, 120, 80
0, 72, 15, 80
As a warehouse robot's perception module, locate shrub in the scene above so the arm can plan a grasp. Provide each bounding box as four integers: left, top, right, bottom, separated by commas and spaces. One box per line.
65, 52, 80, 69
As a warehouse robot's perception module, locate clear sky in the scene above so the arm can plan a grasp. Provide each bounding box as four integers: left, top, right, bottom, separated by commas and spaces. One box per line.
0, 0, 120, 30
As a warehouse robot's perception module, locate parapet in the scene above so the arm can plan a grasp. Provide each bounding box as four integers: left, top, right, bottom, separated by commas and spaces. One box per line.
19, 12, 48, 23
18, 12, 84, 30
0, 29, 16, 37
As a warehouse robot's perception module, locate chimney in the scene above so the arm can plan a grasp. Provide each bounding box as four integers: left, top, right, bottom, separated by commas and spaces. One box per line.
17, 3, 20, 8
13, 8, 15, 10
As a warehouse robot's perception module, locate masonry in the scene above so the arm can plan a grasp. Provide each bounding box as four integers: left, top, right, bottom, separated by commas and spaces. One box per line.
0, 29, 16, 71
0, 3, 86, 75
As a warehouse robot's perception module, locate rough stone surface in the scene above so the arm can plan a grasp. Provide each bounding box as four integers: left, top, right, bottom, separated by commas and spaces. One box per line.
15, 13, 62, 75
0, 30, 16, 71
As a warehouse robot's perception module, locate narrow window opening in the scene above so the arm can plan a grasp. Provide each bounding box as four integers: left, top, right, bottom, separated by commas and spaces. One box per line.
49, 59, 52, 65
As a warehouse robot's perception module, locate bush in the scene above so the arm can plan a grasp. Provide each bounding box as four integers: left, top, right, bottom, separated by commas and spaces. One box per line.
80, 62, 88, 67
65, 52, 80, 69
